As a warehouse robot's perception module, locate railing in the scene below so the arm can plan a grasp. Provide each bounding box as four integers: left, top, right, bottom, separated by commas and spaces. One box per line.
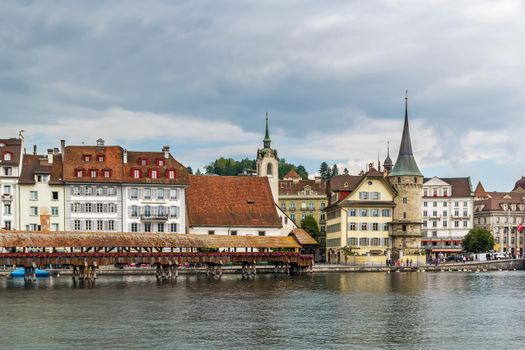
140, 214, 169, 221
1, 194, 13, 201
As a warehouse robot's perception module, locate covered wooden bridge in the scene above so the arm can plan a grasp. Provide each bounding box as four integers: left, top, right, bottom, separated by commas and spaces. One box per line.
0, 231, 316, 280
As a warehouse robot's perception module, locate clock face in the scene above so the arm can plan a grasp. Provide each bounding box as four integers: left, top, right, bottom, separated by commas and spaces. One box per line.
368, 181, 373, 186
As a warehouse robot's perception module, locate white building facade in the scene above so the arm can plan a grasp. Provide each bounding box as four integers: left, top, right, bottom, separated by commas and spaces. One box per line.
0, 137, 24, 230
421, 177, 474, 257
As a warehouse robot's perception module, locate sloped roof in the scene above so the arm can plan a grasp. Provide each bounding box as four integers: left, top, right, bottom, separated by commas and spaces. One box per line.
328, 175, 363, 192
283, 169, 301, 179
63, 145, 188, 185
0, 231, 301, 249
279, 178, 327, 196
423, 177, 472, 197
474, 181, 487, 198
0, 138, 22, 166
475, 191, 525, 212
290, 229, 318, 245
19, 154, 63, 185
187, 175, 282, 228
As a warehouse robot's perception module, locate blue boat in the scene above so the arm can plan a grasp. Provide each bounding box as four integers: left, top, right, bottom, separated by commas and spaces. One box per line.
9, 268, 50, 278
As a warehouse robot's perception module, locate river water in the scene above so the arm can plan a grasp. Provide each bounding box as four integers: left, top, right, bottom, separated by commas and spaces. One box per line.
1, 272, 524, 349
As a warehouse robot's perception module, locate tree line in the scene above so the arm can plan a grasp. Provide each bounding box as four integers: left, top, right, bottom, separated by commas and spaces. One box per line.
202, 157, 309, 179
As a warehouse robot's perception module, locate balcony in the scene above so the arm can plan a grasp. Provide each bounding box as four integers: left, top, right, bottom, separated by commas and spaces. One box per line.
429, 215, 441, 220
1, 194, 13, 201
140, 213, 169, 221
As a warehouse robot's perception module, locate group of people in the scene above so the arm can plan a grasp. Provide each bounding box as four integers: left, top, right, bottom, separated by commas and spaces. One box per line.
386, 259, 415, 267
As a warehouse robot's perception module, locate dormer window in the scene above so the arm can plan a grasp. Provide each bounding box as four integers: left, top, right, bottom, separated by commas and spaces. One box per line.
150, 169, 159, 179
138, 158, 148, 166
166, 169, 176, 179
75, 169, 84, 178
3, 152, 12, 161
157, 159, 165, 166
103, 169, 111, 178
90, 169, 97, 178
82, 154, 92, 162
131, 169, 141, 179
97, 155, 105, 162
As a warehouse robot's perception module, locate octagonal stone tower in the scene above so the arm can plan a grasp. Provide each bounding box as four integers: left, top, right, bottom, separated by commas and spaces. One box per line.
388, 93, 424, 259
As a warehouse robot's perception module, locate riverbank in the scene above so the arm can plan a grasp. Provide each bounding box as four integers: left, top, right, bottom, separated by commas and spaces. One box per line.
1, 259, 523, 277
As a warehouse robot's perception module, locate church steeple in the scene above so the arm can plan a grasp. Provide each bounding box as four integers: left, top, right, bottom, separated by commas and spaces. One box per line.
390, 91, 423, 177
383, 141, 393, 174
263, 112, 271, 149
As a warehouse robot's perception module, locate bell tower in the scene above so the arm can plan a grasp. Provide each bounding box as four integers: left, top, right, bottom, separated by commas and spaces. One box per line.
256, 113, 279, 202
388, 92, 424, 260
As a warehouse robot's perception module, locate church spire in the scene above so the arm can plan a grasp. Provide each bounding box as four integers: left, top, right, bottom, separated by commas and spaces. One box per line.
390, 91, 423, 177
263, 112, 271, 149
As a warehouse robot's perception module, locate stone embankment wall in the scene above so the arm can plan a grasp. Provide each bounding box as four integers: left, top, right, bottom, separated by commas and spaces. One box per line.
424, 259, 525, 271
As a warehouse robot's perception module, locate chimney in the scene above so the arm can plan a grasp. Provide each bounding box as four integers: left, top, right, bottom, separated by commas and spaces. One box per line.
315, 176, 322, 183
33, 144, 37, 155
60, 140, 65, 160
123, 149, 128, 164
162, 146, 170, 159
47, 149, 53, 164
53, 147, 59, 155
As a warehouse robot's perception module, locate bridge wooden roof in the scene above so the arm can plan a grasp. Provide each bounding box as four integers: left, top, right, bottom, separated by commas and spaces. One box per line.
0, 231, 303, 249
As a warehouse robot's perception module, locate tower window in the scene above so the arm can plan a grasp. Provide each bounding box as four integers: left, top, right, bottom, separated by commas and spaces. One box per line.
267, 163, 273, 176
402, 197, 407, 204
414, 177, 417, 183
397, 177, 401, 184
402, 224, 407, 231
403, 212, 406, 219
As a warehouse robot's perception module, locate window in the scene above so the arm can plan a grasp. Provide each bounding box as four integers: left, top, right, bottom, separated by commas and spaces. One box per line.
443, 202, 447, 207
443, 210, 448, 217
423, 201, 428, 207
85, 203, 92, 213
130, 188, 138, 199
85, 187, 93, 196
371, 238, 381, 246
302, 213, 306, 220
132, 169, 141, 179
349, 209, 357, 217
432, 231, 437, 237
382, 223, 389, 231
74, 220, 81, 230
371, 209, 379, 217
96, 187, 104, 196
360, 223, 368, 231
3, 152, 12, 161
169, 206, 178, 218
443, 189, 448, 196
108, 220, 115, 231
308, 202, 314, 210
360, 209, 368, 217
82, 154, 91, 162
454, 202, 459, 207
150, 169, 158, 179
131, 223, 138, 232
359, 237, 369, 246
402, 197, 407, 204
423, 210, 428, 217
131, 205, 139, 217
403, 212, 406, 219
52, 191, 59, 200
85, 220, 92, 231
281, 203, 286, 210
4, 204, 11, 215
208, 230, 215, 235
97, 155, 105, 162
370, 192, 380, 200
463, 210, 468, 217
432, 211, 437, 217
72, 186, 80, 195
359, 192, 369, 200
349, 237, 358, 246
291, 213, 296, 221
30, 191, 38, 200
90, 169, 97, 178
107, 187, 115, 196
320, 203, 325, 210
463, 220, 468, 227
144, 223, 152, 232
51, 207, 59, 216
170, 223, 178, 233
36, 175, 49, 183
454, 221, 459, 228
157, 189, 165, 200
97, 220, 103, 231
349, 222, 356, 231
103, 170, 111, 178
139, 159, 148, 166
3, 167, 12, 176
167, 170, 176, 179
144, 206, 151, 217
372, 223, 379, 231
402, 224, 407, 231
258, 231, 266, 236
96, 203, 103, 213
290, 202, 296, 210
424, 189, 428, 196
433, 201, 437, 207
423, 220, 427, 228
464, 202, 468, 207
169, 189, 178, 200
108, 203, 116, 213
51, 223, 59, 231
157, 159, 165, 166
443, 221, 447, 227
30, 207, 38, 216
144, 188, 151, 199
432, 221, 437, 228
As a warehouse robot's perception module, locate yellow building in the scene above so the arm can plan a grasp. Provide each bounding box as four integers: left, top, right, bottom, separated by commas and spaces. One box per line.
324, 167, 396, 264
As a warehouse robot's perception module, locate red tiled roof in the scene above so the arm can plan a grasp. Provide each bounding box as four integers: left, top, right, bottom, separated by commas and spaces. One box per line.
279, 178, 328, 196
424, 177, 473, 197
474, 181, 487, 198
283, 169, 301, 179
186, 175, 282, 228
19, 154, 63, 185
62, 145, 188, 185
0, 138, 22, 166
475, 191, 525, 212
290, 228, 318, 245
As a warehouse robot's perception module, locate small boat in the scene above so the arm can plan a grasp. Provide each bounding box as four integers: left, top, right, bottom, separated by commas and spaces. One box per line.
9, 268, 50, 278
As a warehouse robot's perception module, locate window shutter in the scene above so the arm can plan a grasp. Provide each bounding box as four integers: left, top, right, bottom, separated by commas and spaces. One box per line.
103, 203, 108, 213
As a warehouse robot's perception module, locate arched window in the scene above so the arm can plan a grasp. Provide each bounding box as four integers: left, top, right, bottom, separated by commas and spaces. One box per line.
267, 163, 273, 176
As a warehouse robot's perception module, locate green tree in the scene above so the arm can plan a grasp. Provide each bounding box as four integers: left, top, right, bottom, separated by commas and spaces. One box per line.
187, 166, 193, 174
195, 168, 202, 175
331, 164, 339, 177
462, 228, 495, 253
300, 215, 320, 239
343, 168, 349, 175
278, 158, 309, 179
319, 162, 330, 180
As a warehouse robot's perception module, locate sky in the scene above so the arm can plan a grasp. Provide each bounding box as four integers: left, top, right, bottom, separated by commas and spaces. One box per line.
1, 0, 524, 191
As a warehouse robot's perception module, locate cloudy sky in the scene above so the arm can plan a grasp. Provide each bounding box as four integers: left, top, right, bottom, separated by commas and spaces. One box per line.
1, 0, 524, 191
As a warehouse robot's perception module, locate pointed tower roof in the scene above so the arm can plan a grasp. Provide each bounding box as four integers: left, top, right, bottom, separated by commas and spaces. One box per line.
383, 141, 393, 167
474, 181, 487, 198
283, 169, 301, 179
390, 92, 423, 177
263, 112, 271, 149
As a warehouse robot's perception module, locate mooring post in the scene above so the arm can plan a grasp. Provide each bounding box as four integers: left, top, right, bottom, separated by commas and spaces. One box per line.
31, 262, 37, 281
93, 261, 98, 280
